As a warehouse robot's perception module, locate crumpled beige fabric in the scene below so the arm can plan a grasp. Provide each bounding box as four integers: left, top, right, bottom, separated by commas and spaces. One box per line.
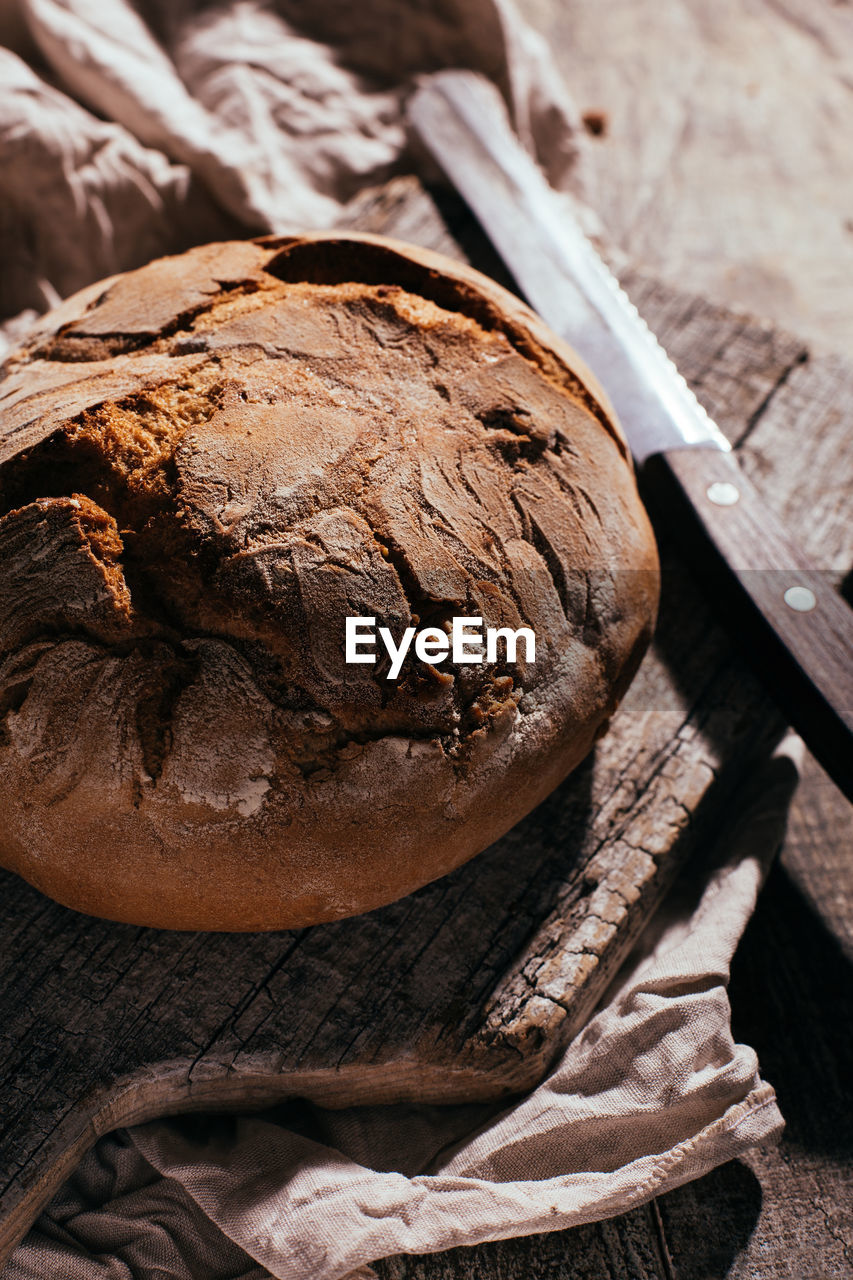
0, 0, 586, 333
7, 741, 799, 1280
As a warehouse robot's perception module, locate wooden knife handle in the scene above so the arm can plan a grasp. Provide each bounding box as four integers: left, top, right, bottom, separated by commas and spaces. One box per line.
644, 446, 853, 801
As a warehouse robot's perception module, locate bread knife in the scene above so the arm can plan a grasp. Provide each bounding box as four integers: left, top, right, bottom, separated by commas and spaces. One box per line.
409, 70, 853, 802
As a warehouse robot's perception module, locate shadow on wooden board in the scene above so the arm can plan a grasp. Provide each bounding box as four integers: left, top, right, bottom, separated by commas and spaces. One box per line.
656, 1159, 763, 1280
729, 858, 853, 1162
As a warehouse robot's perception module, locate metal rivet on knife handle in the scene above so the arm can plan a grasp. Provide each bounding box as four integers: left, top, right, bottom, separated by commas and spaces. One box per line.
706, 481, 740, 506
784, 586, 818, 613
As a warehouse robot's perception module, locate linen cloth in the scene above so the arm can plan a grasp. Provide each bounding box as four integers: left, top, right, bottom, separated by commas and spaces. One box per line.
0, 1, 793, 1274
0, 0, 587, 344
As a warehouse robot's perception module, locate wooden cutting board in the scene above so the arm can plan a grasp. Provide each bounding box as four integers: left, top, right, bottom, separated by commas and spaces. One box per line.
1, 175, 837, 1267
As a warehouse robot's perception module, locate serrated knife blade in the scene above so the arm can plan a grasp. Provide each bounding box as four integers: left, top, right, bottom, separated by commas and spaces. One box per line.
412, 71, 728, 465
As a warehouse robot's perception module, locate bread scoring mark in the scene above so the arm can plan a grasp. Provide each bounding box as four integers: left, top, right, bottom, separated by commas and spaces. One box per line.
0, 373, 226, 524
134, 648, 200, 786
23, 279, 268, 365
261, 236, 626, 459
0, 660, 37, 750
508, 488, 571, 619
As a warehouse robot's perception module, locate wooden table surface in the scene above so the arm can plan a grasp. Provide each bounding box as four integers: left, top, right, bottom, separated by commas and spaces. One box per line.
340, 182, 853, 1278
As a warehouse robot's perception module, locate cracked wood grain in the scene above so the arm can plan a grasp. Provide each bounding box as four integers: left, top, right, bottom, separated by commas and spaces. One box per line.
1, 175, 849, 1270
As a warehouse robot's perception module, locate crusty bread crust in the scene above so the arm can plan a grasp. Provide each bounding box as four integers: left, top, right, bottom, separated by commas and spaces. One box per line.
0, 234, 659, 930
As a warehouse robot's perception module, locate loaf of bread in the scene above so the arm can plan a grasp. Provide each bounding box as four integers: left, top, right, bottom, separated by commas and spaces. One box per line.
0, 233, 659, 930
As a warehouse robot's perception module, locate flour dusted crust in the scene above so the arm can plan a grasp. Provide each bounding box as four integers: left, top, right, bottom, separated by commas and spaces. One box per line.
0, 234, 659, 930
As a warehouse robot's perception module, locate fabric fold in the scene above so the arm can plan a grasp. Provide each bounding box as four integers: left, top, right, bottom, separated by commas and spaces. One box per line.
2, 0, 586, 337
